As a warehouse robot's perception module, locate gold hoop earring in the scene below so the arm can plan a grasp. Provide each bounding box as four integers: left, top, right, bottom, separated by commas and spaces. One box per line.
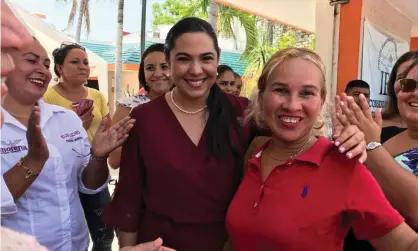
313, 119, 325, 130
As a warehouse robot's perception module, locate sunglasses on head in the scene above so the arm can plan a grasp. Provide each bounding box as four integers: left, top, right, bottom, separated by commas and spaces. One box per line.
399, 78, 418, 93
60, 41, 86, 51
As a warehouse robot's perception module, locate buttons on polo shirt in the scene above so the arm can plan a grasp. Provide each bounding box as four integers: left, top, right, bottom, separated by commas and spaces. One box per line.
253, 201, 258, 208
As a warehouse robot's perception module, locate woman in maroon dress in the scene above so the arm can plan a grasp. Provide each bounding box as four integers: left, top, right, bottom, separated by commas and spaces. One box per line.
103, 17, 367, 251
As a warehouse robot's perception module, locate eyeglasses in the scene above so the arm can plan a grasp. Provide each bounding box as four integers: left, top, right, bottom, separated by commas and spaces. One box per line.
399, 78, 418, 93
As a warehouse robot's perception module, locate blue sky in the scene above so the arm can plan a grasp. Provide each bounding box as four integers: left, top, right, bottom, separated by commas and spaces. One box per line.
12, 0, 165, 42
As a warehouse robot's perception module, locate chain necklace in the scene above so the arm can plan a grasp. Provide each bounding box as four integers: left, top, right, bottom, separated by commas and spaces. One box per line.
267, 136, 315, 161
170, 87, 207, 115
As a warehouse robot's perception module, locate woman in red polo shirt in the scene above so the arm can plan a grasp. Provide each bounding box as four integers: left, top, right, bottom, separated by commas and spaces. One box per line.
226, 48, 418, 251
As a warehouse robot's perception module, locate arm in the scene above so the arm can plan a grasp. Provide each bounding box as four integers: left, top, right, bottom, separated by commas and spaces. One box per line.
365, 147, 418, 228
81, 155, 110, 190
119, 232, 139, 248
101, 109, 144, 247
347, 162, 415, 250
369, 222, 418, 251
3, 157, 46, 201
81, 114, 134, 191
109, 104, 131, 169
3, 105, 49, 202
337, 94, 418, 228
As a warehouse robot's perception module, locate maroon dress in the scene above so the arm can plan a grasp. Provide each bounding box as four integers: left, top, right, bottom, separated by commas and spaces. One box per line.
103, 95, 253, 251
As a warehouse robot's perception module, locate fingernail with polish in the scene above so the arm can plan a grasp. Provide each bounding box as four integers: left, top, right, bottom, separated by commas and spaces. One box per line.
335, 141, 340, 146
347, 152, 353, 159
339, 147, 345, 152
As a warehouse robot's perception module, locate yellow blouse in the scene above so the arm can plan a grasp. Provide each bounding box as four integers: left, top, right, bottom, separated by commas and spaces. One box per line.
43, 87, 109, 143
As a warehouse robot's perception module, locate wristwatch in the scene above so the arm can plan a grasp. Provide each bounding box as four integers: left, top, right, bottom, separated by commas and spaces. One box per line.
366, 142, 382, 151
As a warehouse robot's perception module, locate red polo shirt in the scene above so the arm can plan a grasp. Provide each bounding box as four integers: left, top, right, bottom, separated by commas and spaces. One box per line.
226, 137, 403, 251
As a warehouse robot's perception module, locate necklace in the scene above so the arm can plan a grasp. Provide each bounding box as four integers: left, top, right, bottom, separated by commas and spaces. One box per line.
7, 111, 30, 120
170, 87, 207, 115
267, 136, 315, 161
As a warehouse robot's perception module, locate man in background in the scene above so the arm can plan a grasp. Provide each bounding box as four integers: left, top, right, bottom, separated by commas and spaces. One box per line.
344, 80, 371, 106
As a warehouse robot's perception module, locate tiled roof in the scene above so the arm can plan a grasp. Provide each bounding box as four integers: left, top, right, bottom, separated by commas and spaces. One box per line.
81, 41, 249, 76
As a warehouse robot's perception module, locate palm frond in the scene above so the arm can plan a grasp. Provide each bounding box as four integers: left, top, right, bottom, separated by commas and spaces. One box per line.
217, 6, 235, 39
200, 0, 210, 13
235, 11, 257, 54
217, 5, 257, 55
66, 0, 77, 29
83, 0, 91, 35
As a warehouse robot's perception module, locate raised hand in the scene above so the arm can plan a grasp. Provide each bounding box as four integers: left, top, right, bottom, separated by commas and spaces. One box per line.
337, 93, 382, 143
91, 115, 135, 157
119, 238, 176, 251
333, 95, 367, 163
79, 106, 94, 130
331, 97, 344, 140
26, 105, 49, 164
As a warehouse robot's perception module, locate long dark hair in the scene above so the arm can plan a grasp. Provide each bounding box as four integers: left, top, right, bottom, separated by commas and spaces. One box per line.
382, 50, 418, 119
138, 43, 165, 92
164, 17, 242, 161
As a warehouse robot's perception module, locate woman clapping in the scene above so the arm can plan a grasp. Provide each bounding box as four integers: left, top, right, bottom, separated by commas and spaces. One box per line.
1, 38, 134, 251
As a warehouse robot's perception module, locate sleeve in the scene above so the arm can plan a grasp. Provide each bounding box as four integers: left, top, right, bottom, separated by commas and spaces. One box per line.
346, 162, 404, 240
1, 176, 17, 215
95, 90, 109, 117
102, 106, 144, 232
75, 113, 110, 194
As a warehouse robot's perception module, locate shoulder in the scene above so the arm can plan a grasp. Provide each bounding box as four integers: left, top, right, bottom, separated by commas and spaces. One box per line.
318, 138, 360, 173
381, 126, 406, 143
117, 94, 150, 109
226, 94, 250, 115
41, 101, 79, 120
130, 95, 164, 119
43, 86, 57, 101
88, 88, 106, 101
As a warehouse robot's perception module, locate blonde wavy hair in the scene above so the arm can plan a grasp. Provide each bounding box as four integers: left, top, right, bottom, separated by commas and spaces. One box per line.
244, 48, 327, 130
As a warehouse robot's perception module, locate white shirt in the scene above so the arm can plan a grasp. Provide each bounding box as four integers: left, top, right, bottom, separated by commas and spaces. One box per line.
1, 100, 109, 251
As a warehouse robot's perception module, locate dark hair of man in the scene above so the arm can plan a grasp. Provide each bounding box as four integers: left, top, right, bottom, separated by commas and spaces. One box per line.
345, 80, 370, 93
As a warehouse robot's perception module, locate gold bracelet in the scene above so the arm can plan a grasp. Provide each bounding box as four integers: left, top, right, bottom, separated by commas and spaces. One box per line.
89, 149, 108, 162
18, 157, 39, 179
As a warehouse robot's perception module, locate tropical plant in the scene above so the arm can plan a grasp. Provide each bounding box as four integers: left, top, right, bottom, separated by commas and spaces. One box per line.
55, 0, 91, 42
152, 0, 206, 28
152, 0, 257, 54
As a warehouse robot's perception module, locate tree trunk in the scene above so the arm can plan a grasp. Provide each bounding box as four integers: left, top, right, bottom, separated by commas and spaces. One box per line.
114, 0, 125, 102
208, 1, 219, 34
75, 0, 87, 42
266, 20, 274, 46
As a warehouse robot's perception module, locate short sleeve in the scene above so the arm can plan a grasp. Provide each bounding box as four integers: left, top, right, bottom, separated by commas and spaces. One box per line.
1, 176, 16, 215
98, 91, 109, 117
346, 163, 404, 240
102, 106, 144, 232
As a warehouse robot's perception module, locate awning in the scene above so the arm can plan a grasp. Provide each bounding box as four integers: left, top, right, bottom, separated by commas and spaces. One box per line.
215, 0, 316, 33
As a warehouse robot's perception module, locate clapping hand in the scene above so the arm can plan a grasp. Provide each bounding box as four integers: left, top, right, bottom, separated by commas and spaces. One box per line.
91, 115, 135, 157
79, 106, 94, 130
119, 238, 176, 251
336, 93, 382, 144
331, 95, 367, 163
26, 104, 49, 164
